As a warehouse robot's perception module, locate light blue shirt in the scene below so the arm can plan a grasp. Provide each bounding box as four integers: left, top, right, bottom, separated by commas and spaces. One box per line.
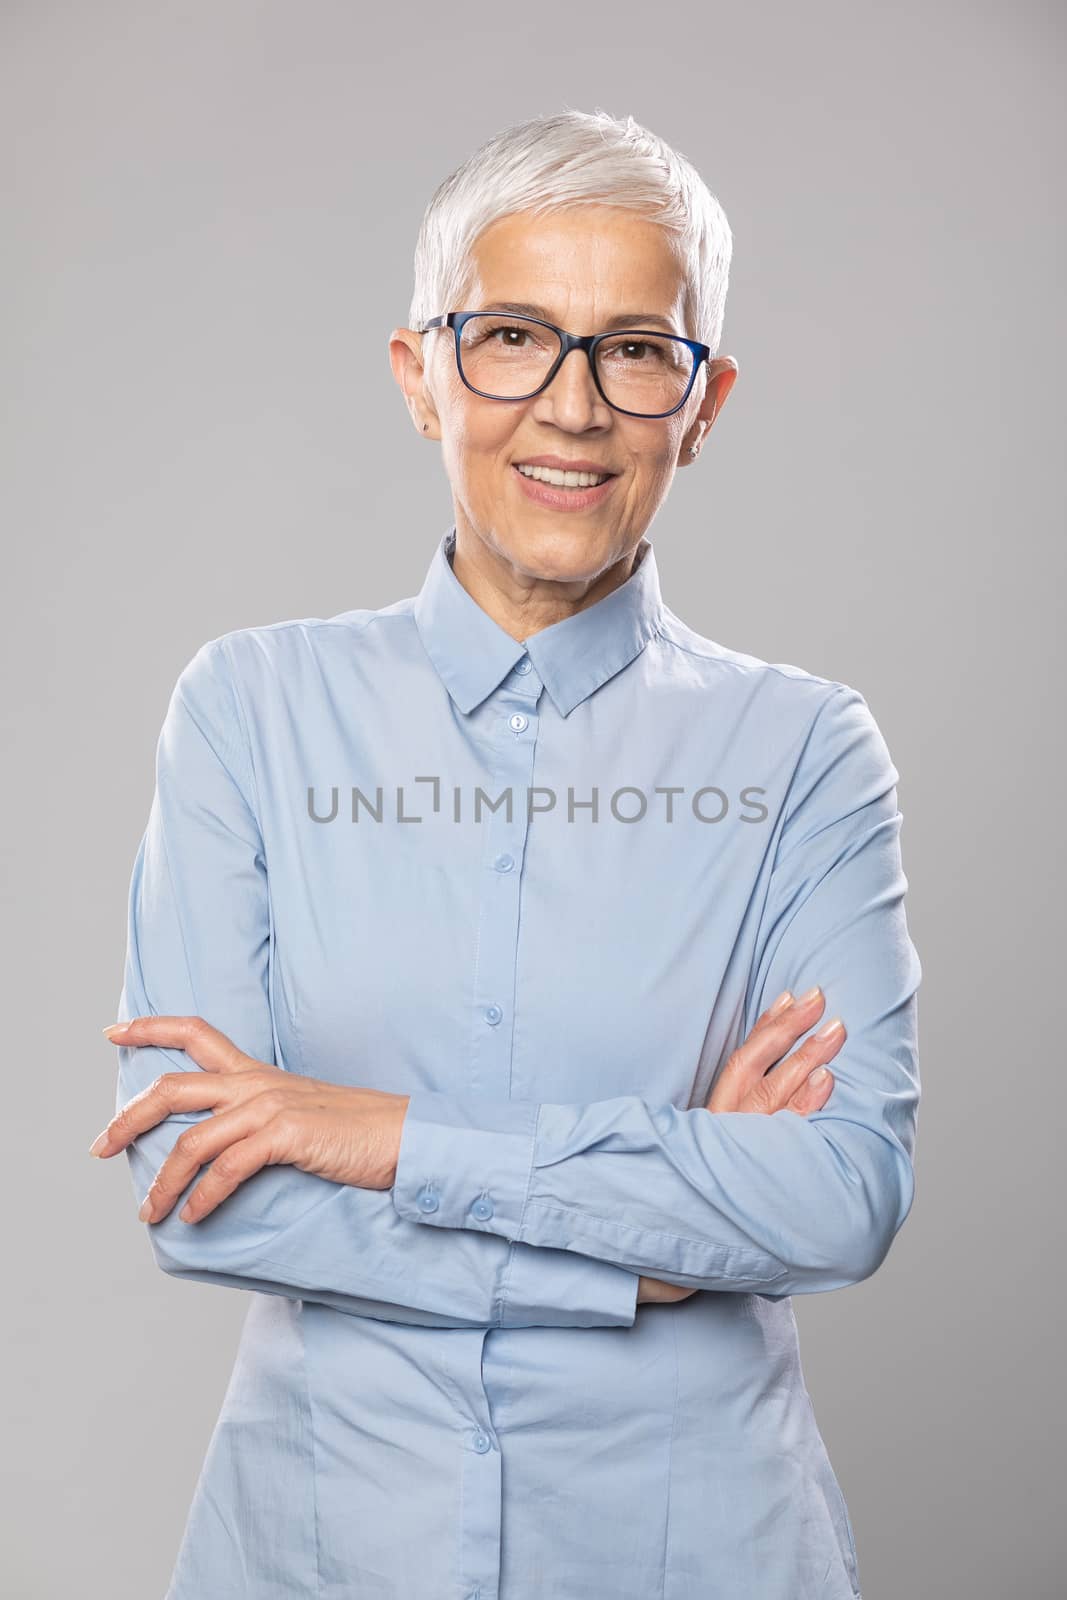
114, 525, 921, 1599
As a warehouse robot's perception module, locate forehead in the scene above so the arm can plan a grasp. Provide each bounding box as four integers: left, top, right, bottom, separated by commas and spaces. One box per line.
464, 207, 687, 321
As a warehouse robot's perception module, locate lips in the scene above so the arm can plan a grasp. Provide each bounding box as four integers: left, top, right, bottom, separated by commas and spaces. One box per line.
511, 462, 620, 511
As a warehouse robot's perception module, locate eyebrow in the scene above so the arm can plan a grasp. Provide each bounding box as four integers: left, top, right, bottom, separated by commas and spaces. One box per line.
476, 300, 682, 335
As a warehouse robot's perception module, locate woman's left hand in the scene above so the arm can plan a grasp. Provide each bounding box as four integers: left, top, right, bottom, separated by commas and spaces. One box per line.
92, 1015, 410, 1224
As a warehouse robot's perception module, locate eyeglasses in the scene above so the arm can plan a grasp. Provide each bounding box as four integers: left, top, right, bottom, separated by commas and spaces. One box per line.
418, 311, 711, 419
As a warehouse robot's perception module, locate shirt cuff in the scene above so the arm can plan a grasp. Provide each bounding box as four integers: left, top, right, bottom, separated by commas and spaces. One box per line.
392, 1089, 538, 1236
391, 1089, 639, 1329
501, 1239, 639, 1328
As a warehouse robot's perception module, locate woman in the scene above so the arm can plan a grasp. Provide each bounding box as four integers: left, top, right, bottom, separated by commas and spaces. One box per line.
93, 109, 920, 1598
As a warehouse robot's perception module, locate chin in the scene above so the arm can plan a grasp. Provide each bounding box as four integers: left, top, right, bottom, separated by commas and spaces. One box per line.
501, 525, 614, 576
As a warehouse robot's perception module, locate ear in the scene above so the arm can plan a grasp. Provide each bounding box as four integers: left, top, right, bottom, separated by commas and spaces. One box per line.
700, 357, 739, 428
388, 327, 440, 440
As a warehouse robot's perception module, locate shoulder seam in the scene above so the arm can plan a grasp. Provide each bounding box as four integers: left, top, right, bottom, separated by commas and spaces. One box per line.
205, 609, 400, 649
651, 617, 846, 694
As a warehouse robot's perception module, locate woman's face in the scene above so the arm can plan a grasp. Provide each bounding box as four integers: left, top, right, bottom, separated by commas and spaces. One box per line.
392, 205, 737, 592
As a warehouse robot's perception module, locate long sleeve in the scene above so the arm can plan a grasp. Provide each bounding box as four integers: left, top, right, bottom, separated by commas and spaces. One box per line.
111, 639, 638, 1330
392, 684, 922, 1297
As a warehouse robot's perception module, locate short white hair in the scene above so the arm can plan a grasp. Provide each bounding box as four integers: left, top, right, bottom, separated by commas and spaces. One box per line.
408, 107, 733, 358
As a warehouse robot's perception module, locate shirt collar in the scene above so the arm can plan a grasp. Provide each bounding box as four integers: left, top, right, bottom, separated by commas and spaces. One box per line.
413, 526, 665, 719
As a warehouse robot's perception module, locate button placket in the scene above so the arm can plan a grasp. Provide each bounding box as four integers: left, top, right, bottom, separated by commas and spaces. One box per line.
451, 1336, 503, 1600
459, 1426, 502, 1600
467, 681, 540, 1102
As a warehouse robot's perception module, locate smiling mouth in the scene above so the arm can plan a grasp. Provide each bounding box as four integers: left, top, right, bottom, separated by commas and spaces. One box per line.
514, 463, 615, 489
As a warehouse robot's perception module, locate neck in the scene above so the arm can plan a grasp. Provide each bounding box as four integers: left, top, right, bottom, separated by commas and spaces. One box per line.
448, 525, 645, 643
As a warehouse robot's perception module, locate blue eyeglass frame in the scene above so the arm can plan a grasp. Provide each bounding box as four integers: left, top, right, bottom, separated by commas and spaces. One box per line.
418, 310, 712, 420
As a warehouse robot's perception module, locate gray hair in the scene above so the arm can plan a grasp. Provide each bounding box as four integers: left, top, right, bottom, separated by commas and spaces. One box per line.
408, 107, 733, 361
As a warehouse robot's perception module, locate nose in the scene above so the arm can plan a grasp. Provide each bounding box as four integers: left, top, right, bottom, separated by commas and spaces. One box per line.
533, 345, 607, 426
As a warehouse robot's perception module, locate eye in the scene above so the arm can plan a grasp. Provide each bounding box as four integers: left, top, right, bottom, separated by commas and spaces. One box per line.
598, 335, 682, 371
600, 337, 659, 364
468, 319, 544, 349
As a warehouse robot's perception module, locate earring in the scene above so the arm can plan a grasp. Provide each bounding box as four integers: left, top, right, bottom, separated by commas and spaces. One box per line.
423, 422, 429, 432
688, 444, 698, 457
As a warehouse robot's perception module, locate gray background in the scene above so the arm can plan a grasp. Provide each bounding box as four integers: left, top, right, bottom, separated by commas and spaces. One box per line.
2, 2, 1063, 1596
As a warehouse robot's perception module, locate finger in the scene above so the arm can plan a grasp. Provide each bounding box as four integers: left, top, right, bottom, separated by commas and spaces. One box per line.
174, 1121, 293, 1225
758, 1018, 847, 1114
137, 1090, 289, 1223
750, 990, 796, 1031
784, 1062, 836, 1117
707, 988, 827, 1111
89, 1070, 229, 1159
102, 1014, 252, 1075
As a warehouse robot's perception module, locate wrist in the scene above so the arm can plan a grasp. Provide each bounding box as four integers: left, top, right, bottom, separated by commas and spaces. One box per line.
387, 1094, 411, 1188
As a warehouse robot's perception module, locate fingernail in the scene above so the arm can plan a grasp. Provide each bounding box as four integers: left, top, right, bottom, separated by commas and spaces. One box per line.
102, 1023, 128, 1037
808, 1065, 830, 1086
797, 986, 822, 1005
769, 991, 794, 1015
88, 1131, 110, 1157
138, 1196, 154, 1222
814, 1016, 843, 1041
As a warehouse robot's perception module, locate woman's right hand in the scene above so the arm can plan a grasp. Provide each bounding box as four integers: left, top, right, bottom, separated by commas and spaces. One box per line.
635, 987, 846, 1305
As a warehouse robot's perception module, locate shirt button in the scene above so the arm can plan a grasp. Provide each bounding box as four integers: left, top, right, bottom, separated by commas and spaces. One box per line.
514, 659, 531, 675
416, 1186, 440, 1214
471, 1430, 493, 1453
493, 852, 514, 872
484, 1004, 503, 1025
509, 712, 529, 733
471, 1196, 494, 1220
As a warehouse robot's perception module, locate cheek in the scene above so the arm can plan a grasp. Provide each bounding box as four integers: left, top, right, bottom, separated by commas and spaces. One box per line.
631, 446, 679, 490
618, 421, 681, 483
441, 394, 517, 483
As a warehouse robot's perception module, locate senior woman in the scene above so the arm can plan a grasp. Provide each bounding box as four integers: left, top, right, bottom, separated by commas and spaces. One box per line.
93, 109, 920, 1598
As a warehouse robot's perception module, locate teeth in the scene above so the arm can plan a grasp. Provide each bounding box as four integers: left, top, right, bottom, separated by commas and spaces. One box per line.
516, 464, 609, 488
